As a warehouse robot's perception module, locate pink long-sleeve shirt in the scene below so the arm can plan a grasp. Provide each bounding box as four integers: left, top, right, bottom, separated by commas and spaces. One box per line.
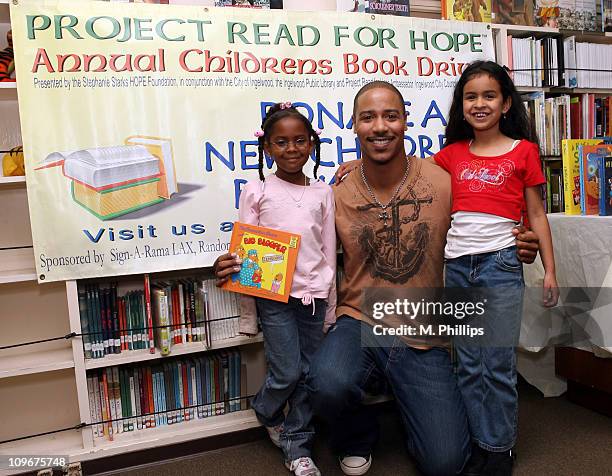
237, 174, 337, 333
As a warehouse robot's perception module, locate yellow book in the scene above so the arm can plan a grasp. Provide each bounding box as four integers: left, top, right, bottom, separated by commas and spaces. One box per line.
561, 139, 601, 215
125, 136, 177, 199
72, 178, 163, 220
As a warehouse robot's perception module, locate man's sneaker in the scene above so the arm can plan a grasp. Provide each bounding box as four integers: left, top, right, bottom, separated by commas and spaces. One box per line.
461, 444, 488, 475
482, 448, 515, 476
265, 424, 283, 448
339, 455, 372, 476
285, 457, 321, 476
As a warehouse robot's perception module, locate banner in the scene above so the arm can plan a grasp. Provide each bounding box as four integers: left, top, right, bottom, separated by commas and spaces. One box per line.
11, 0, 493, 282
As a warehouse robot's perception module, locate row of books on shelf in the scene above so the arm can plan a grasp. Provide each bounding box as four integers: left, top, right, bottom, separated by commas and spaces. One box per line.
544, 140, 612, 215
86, 350, 246, 441
508, 36, 612, 89
444, 0, 611, 32
79, 276, 241, 360
523, 93, 611, 157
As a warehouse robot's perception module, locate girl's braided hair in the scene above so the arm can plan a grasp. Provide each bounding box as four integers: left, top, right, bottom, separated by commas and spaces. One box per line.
257, 103, 321, 181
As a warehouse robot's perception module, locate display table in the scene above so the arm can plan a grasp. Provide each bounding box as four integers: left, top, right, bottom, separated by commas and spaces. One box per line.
519, 214, 612, 396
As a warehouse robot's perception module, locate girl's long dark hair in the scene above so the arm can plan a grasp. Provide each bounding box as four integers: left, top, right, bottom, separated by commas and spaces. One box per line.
257, 104, 321, 181
444, 61, 539, 147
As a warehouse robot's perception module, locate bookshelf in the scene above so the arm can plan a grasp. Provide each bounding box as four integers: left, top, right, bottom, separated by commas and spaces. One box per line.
83, 334, 264, 370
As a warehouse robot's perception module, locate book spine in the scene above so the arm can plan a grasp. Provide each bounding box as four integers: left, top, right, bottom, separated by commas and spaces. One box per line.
134, 367, 143, 431
79, 287, 92, 359
86, 376, 98, 438
101, 369, 113, 440
92, 372, 104, 437
151, 367, 161, 427
110, 284, 120, 354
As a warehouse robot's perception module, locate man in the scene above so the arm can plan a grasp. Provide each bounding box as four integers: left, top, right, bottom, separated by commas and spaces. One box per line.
214, 81, 539, 475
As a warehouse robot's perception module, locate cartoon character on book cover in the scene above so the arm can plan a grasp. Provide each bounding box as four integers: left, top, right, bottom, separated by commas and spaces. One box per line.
224, 222, 300, 303
444, 0, 492, 22
34, 136, 178, 220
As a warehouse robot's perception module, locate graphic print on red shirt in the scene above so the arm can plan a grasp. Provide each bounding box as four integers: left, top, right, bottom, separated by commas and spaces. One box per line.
434, 140, 545, 222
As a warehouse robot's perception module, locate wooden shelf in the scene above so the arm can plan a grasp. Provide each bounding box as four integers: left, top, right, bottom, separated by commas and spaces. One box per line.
84, 334, 264, 370
86, 409, 259, 459
0, 247, 36, 284
0, 410, 259, 471
0, 430, 84, 460
0, 83, 17, 99
0, 267, 37, 284
518, 87, 551, 93
491, 23, 558, 34
0, 348, 75, 379
0, 175, 25, 185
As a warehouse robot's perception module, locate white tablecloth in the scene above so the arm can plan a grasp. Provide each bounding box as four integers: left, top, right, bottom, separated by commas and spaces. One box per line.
519, 214, 612, 396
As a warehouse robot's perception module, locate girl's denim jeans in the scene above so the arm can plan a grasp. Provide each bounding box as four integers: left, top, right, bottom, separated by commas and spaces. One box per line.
251, 296, 326, 462
445, 245, 525, 452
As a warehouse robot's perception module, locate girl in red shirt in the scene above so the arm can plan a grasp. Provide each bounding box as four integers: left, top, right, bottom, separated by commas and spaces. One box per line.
434, 61, 559, 476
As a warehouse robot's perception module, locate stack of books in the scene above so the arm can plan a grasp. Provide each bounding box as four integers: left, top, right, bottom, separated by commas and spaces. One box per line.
38, 136, 177, 220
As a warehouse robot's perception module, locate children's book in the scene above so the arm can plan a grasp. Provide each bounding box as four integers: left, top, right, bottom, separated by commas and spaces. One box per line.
594, 145, 612, 215
561, 139, 601, 214
578, 144, 603, 215
223, 222, 300, 303
444, 0, 492, 22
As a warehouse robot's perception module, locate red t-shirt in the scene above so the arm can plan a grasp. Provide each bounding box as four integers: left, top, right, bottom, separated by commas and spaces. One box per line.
434, 140, 545, 222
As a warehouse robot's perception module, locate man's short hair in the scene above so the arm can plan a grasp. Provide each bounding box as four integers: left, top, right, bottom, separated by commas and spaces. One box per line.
352, 80, 406, 117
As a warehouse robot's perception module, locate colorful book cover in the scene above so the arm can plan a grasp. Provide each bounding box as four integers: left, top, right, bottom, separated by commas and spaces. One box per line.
491, 0, 535, 25
598, 149, 612, 216
223, 222, 300, 303
561, 139, 601, 214
535, 0, 560, 27
580, 144, 608, 214
443, 0, 492, 22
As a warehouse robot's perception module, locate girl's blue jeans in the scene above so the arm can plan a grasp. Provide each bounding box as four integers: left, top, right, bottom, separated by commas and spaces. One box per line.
251, 296, 326, 462
445, 246, 524, 453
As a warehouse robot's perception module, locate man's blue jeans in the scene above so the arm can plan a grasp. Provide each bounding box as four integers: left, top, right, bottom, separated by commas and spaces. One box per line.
251, 297, 326, 462
306, 315, 470, 476
445, 246, 524, 453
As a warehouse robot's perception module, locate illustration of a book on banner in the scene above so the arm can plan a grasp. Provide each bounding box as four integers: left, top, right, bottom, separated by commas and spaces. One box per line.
223, 222, 300, 303
35, 136, 178, 220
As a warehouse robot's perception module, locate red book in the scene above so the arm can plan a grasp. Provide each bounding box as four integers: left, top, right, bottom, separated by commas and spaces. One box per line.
147, 368, 156, 428
570, 95, 582, 139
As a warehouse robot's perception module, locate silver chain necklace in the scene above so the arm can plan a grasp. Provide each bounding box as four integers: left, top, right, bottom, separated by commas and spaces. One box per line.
360, 159, 410, 226
277, 174, 308, 207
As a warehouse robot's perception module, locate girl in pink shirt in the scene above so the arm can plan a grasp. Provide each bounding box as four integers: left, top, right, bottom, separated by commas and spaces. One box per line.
231, 102, 336, 476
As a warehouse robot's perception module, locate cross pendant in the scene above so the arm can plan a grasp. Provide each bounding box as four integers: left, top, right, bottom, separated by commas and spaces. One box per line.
378, 210, 390, 222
